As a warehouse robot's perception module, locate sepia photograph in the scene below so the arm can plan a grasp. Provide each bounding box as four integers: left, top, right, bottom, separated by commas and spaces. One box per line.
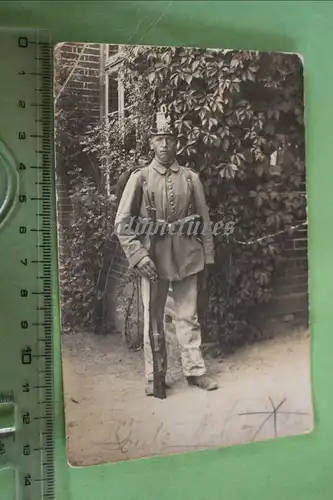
54, 42, 312, 466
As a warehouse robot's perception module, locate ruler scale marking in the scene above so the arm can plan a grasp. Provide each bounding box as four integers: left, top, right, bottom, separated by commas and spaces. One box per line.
0, 29, 55, 500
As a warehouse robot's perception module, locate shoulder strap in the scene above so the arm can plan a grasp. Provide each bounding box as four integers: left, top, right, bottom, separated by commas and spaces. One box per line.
185, 168, 196, 216
140, 169, 155, 218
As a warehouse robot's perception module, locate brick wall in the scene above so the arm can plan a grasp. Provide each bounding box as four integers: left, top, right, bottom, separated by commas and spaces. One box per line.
55, 42, 102, 258
55, 42, 102, 115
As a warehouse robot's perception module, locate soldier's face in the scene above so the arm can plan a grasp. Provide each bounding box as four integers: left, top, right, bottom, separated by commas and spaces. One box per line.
151, 135, 176, 165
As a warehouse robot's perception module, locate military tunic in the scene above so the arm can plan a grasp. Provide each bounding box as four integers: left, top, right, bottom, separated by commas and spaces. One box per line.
114, 158, 215, 281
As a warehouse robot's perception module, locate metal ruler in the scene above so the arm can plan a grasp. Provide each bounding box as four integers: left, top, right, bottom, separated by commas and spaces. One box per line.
0, 28, 55, 500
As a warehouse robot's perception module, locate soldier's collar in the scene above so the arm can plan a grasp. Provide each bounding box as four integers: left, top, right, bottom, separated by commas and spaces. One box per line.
151, 158, 180, 175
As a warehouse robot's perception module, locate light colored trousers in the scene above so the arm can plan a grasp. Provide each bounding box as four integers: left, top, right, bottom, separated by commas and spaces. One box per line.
141, 273, 206, 381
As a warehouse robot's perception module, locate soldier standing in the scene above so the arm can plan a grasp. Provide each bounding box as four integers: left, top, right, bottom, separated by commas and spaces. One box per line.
115, 105, 218, 396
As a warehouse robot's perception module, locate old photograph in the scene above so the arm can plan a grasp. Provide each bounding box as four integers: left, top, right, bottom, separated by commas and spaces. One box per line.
54, 42, 312, 466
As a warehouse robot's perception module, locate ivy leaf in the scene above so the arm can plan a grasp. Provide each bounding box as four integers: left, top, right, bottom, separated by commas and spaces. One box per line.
184, 73, 193, 84
208, 117, 218, 129
192, 60, 200, 71
220, 164, 238, 179
221, 137, 230, 151
203, 134, 210, 145
266, 213, 281, 227
199, 108, 207, 121
247, 69, 255, 82
147, 72, 155, 84
269, 191, 280, 200
183, 120, 192, 130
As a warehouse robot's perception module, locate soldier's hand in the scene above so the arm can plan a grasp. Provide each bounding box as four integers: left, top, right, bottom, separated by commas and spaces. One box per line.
136, 256, 158, 281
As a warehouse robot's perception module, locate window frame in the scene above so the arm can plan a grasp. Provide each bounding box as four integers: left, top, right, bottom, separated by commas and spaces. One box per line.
101, 44, 137, 195
104, 45, 127, 124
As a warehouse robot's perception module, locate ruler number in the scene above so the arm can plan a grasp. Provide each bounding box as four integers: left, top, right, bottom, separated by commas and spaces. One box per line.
21, 346, 32, 365
24, 474, 32, 487
19, 226, 27, 234
22, 412, 31, 425
19, 162, 26, 170
17, 35, 28, 78
22, 382, 30, 393
18, 100, 26, 108
19, 194, 27, 203
21, 289, 28, 298
18, 132, 26, 140
23, 444, 31, 456
21, 321, 28, 329
18, 37, 28, 48
20, 258, 28, 266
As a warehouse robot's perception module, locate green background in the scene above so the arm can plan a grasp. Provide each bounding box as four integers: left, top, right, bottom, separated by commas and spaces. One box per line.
0, 1, 331, 499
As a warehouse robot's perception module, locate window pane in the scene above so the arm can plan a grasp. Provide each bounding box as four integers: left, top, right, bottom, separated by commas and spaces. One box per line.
124, 110, 136, 150
108, 76, 118, 114
124, 88, 130, 108
108, 44, 119, 57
